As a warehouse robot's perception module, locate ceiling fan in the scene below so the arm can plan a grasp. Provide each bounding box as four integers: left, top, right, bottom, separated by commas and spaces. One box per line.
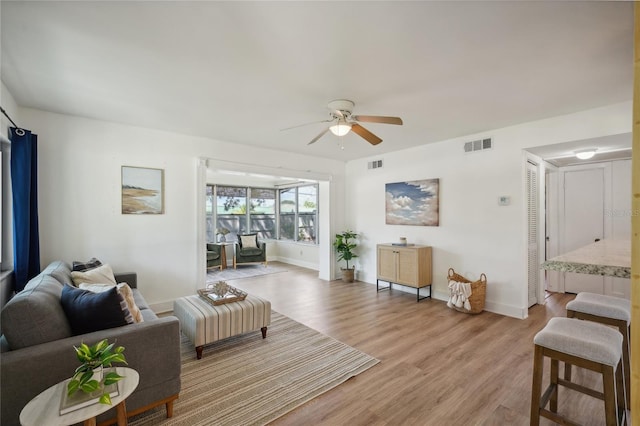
283, 99, 403, 146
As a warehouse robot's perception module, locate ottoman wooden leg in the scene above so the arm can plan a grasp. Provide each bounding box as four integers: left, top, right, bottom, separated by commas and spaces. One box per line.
166, 399, 174, 418
261, 327, 267, 338
196, 346, 203, 359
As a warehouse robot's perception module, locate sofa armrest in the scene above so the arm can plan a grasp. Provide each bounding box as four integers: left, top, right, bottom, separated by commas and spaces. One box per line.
1, 316, 180, 426
114, 272, 137, 288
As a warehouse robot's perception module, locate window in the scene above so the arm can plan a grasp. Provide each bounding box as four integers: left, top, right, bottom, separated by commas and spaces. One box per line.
249, 188, 276, 239
216, 186, 246, 241
279, 188, 296, 241
279, 185, 318, 243
206, 185, 214, 242
297, 185, 317, 242
207, 183, 318, 244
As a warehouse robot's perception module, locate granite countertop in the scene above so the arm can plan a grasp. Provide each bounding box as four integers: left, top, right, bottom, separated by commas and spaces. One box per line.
540, 239, 631, 278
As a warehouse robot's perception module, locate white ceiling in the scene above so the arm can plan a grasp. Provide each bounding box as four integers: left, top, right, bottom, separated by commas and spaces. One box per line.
1, 1, 634, 162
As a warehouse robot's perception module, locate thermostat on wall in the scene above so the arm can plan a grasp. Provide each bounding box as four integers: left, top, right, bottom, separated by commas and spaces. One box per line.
498, 196, 511, 206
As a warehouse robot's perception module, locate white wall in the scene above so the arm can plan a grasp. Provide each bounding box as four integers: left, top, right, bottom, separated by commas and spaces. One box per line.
345, 101, 632, 318
1, 81, 19, 271
0, 81, 19, 306
609, 159, 632, 299
611, 159, 633, 239
11, 100, 633, 317
20, 107, 346, 312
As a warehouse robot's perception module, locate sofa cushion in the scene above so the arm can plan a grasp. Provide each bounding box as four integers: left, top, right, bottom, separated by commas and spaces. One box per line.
239, 247, 263, 256
72, 257, 103, 272
71, 263, 117, 287
132, 288, 150, 311
1, 275, 72, 350
240, 234, 258, 248
39, 260, 72, 287
61, 285, 133, 334
140, 308, 159, 322
79, 283, 144, 323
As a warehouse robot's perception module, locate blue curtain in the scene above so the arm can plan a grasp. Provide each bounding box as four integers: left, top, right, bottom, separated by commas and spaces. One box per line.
10, 127, 40, 292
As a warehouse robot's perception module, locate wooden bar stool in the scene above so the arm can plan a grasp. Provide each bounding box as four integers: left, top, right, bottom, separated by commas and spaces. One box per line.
566, 292, 631, 408
530, 317, 626, 426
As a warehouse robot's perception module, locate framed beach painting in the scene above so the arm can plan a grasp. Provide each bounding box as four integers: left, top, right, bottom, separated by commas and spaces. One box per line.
385, 178, 439, 226
121, 166, 164, 214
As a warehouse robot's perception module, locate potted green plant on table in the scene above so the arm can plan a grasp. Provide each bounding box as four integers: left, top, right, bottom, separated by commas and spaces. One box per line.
67, 339, 127, 405
333, 230, 358, 283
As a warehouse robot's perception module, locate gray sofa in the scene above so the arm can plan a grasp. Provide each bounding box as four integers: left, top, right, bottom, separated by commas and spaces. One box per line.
0, 261, 181, 426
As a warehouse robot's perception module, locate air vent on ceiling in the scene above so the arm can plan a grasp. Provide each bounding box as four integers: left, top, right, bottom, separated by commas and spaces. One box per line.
464, 137, 493, 153
368, 159, 383, 170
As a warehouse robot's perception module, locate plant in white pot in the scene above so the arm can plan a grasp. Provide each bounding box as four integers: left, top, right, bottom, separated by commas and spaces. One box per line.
333, 230, 358, 283
67, 339, 127, 405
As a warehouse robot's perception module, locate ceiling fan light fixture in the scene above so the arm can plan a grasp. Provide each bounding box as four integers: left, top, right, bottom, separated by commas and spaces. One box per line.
329, 121, 352, 136
575, 149, 596, 160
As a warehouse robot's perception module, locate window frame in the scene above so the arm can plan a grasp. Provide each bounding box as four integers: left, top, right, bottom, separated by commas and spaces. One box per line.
207, 183, 318, 245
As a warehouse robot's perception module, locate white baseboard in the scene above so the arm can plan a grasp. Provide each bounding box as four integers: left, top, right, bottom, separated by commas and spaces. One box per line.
361, 280, 526, 319
272, 256, 318, 271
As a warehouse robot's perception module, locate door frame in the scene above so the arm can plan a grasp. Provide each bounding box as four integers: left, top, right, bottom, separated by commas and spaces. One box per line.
543, 161, 561, 293
523, 152, 547, 310
557, 162, 612, 291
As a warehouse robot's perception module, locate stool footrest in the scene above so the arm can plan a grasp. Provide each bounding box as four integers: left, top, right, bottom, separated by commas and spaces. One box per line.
540, 383, 558, 410
557, 378, 604, 400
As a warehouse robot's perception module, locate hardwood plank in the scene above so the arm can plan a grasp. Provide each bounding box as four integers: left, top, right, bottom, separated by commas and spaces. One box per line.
222, 263, 613, 425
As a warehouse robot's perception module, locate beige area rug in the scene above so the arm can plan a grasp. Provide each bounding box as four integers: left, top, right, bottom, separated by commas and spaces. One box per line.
129, 311, 379, 426
207, 264, 287, 283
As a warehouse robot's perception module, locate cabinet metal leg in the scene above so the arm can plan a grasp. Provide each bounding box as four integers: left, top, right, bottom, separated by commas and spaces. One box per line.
376, 279, 391, 292
378, 280, 431, 302
416, 285, 432, 302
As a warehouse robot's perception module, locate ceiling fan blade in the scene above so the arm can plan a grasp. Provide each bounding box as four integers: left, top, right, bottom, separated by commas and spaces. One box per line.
281, 119, 333, 131
352, 115, 403, 125
308, 127, 330, 145
351, 124, 383, 145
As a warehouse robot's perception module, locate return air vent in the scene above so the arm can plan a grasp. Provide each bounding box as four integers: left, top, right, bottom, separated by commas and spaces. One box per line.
368, 159, 383, 169
464, 137, 493, 153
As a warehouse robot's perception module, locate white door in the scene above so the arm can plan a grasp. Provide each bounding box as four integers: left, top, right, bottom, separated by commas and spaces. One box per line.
562, 167, 604, 294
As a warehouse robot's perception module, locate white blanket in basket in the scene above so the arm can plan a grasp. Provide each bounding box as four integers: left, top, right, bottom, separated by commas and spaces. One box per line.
447, 280, 472, 311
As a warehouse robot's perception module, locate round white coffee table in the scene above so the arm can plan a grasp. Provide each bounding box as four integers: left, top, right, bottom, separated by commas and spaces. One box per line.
20, 367, 139, 426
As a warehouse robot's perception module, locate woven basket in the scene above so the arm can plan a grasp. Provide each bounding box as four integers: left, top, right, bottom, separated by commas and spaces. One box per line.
447, 268, 487, 314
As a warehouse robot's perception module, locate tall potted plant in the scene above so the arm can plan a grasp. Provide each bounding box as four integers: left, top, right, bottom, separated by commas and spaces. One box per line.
333, 230, 358, 283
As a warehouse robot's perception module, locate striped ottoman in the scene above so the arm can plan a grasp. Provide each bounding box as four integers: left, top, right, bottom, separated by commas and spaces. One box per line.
173, 294, 271, 359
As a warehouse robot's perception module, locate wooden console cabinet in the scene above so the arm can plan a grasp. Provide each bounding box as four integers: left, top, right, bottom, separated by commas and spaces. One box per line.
376, 244, 432, 301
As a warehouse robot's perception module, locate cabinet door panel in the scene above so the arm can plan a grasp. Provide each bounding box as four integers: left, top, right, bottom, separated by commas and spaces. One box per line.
377, 246, 397, 281
397, 249, 418, 286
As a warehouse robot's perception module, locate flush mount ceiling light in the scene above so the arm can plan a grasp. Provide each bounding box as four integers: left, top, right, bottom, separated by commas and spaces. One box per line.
575, 149, 596, 160
329, 120, 352, 136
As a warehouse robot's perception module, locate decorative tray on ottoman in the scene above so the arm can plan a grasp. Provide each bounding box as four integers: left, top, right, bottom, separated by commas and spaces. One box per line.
198, 281, 247, 306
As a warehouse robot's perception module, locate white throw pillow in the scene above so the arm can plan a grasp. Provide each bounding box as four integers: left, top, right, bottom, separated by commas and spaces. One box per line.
79, 282, 144, 323
240, 235, 258, 248
71, 263, 117, 286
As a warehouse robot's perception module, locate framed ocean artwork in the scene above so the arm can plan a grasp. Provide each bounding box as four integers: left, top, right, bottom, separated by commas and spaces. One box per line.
121, 166, 164, 214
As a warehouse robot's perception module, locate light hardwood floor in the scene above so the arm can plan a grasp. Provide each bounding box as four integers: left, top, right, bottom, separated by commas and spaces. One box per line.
217, 262, 621, 425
